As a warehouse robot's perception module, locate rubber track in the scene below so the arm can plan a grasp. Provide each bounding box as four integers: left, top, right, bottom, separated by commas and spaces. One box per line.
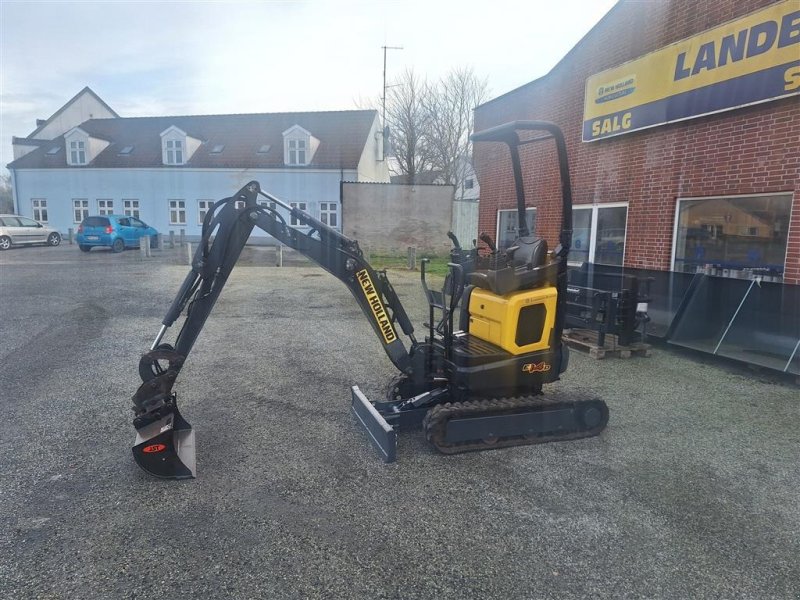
422, 395, 609, 455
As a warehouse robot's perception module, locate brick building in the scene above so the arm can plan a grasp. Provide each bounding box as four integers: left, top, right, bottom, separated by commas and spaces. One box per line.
474, 0, 800, 283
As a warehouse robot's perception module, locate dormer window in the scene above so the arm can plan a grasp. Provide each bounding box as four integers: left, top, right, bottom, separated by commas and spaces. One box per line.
160, 125, 200, 166
70, 141, 86, 164
165, 139, 184, 165
287, 139, 306, 165
282, 125, 318, 167
64, 128, 91, 166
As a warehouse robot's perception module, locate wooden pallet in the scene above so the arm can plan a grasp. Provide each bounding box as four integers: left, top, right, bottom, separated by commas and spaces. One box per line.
562, 328, 652, 360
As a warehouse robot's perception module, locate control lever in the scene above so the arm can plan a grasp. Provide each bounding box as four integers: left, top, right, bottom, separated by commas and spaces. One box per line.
479, 232, 496, 252
447, 231, 461, 249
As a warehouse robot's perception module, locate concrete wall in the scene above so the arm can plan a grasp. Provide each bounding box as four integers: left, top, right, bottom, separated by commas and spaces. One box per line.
342, 182, 454, 255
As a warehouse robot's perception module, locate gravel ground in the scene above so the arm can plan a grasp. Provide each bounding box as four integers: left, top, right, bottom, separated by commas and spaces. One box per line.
1, 244, 798, 600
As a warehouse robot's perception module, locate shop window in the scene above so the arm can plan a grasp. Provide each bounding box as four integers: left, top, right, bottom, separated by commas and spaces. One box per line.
496, 208, 536, 251
673, 194, 791, 278
567, 204, 627, 266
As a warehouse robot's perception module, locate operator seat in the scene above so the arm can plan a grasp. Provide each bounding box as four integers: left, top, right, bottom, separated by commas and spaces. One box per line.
468, 236, 557, 296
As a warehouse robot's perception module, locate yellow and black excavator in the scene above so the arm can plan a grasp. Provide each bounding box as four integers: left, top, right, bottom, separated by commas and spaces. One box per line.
130, 121, 609, 479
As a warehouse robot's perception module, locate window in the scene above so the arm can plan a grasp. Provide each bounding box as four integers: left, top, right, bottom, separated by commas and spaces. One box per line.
319, 202, 338, 228
73, 199, 89, 223
290, 202, 307, 226
165, 139, 184, 165
234, 200, 246, 210
568, 204, 628, 266
464, 178, 474, 190
673, 194, 791, 277
46, 147, 60, 155
198, 200, 214, 224
70, 140, 86, 165
287, 139, 307, 165
118, 145, 134, 155
210, 144, 225, 154
18, 217, 39, 227
169, 200, 186, 225
32, 199, 48, 223
123, 199, 140, 219
496, 208, 536, 251
258, 144, 271, 154
97, 199, 114, 216
130, 217, 145, 228
258, 199, 277, 210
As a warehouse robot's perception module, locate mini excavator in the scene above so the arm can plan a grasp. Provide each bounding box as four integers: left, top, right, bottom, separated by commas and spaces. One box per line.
131, 121, 609, 479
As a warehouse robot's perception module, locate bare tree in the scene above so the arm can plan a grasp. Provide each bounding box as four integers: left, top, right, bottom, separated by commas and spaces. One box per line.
0, 175, 14, 214
384, 69, 436, 184
425, 67, 488, 193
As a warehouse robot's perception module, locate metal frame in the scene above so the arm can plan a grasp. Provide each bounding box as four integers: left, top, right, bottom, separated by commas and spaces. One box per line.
568, 202, 628, 266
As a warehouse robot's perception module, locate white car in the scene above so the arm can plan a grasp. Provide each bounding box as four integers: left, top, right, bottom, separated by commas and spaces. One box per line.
0, 214, 62, 250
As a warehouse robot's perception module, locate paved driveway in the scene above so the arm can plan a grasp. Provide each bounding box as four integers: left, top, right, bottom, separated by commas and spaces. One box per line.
1, 245, 798, 599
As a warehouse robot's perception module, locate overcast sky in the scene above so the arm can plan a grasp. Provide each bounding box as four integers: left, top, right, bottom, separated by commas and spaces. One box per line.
0, 0, 617, 172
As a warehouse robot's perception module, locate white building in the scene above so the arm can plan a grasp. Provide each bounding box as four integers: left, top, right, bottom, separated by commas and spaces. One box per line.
8, 88, 389, 239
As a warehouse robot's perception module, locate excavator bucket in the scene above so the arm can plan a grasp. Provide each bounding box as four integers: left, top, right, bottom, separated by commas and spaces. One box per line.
132, 407, 196, 479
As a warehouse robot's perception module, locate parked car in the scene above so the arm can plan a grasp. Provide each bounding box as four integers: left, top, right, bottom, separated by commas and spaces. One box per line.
0, 214, 62, 250
76, 215, 158, 253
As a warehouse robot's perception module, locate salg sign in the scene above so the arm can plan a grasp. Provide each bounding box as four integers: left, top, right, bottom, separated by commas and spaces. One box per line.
583, 1, 800, 142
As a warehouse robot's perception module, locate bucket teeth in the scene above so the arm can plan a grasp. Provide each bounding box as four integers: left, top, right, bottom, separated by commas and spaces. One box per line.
132, 408, 196, 479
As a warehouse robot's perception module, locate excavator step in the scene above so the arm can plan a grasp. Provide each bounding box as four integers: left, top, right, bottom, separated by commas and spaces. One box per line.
351, 386, 397, 463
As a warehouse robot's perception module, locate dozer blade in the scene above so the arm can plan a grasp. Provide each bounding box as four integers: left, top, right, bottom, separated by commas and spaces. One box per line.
351, 386, 396, 463
132, 408, 196, 479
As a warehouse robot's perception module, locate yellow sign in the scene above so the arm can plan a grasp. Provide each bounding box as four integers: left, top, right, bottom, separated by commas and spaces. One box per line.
583, 1, 800, 141
356, 269, 397, 344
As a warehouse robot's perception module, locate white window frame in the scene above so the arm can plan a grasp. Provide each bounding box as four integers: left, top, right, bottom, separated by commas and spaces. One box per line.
319, 202, 338, 228
97, 199, 114, 216
496, 207, 536, 250
123, 199, 140, 219
31, 199, 48, 223
169, 200, 186, 225
198, 200, 214, 224
69, 140, 86, 165
165, 139, 184, 165
286, 138, 308, 166
234, 200, 246, 210
290, 202, 307, 227
671, 192, 792, 272
73, 199, 89, 223
567, 202, 628, 265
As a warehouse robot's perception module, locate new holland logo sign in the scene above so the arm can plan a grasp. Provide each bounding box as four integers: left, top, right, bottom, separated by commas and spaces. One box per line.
356, 269, 397, 345
583, 1, 800, 141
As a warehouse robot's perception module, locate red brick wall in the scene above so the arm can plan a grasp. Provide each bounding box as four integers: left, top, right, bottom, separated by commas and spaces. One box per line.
474, 0, 800, 283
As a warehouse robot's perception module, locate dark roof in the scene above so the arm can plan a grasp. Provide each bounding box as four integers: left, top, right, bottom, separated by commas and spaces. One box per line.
9, 110, 378, 170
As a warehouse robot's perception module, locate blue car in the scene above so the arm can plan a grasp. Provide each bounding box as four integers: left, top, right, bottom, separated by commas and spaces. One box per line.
77, 215, 158, 253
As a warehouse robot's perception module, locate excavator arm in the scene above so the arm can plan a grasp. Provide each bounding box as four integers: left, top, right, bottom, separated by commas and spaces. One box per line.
131, 180, 417, 478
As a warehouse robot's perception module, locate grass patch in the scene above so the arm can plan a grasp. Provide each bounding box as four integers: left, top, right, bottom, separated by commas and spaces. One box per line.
369, 254, 451, 277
